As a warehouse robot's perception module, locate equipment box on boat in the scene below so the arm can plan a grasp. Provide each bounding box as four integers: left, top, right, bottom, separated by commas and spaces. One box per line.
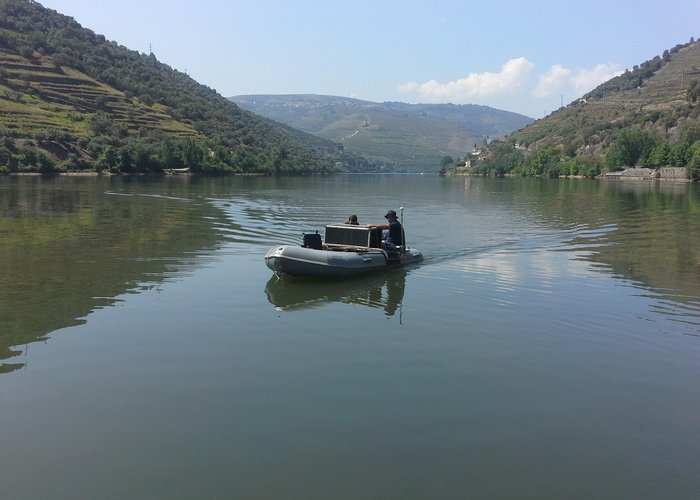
322, 224, 384, 249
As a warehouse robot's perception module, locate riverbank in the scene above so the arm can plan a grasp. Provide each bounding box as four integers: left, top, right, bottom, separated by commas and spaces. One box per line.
1, 171, 268, 177
600, 167, 688, 181
446, 166, 692, 182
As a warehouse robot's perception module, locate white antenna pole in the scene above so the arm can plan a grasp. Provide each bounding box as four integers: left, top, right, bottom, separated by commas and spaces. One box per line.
399, 206, 406, 251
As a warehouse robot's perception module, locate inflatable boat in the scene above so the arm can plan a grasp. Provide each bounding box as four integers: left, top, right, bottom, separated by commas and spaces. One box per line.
265, 223, 423, 278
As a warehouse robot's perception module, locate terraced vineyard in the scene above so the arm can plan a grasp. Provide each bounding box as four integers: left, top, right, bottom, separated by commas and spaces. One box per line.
0, 48, 198, 138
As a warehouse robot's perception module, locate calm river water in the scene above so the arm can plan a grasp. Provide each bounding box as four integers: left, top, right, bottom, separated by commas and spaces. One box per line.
1, 174, 699, 499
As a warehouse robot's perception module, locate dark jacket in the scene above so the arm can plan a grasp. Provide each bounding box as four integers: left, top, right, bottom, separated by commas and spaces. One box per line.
386, 220, 403, 245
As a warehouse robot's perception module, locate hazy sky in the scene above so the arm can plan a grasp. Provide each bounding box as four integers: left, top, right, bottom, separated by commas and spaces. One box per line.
39, 0, 698, 118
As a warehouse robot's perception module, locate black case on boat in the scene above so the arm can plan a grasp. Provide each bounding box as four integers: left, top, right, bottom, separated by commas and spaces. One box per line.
303, 232, 323, 250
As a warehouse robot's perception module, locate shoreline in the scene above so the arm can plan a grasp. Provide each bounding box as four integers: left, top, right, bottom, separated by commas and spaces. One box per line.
446, 166, 692, 182
0, 171, 267, 177
2, 168, 694, 182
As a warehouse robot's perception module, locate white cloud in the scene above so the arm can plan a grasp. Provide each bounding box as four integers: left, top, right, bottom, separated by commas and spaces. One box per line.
532, 62, 624, 100
571, 63, 623, 95
532, 64, 571, 99
399, 57, 534, 103
398, 58, 625, 116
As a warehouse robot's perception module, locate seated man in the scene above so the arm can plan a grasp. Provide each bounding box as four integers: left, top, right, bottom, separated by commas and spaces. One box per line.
345, 214, 359, 225
367, 209, 403, 252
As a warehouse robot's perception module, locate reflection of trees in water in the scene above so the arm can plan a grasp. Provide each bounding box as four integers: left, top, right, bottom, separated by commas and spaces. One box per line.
512, 179, 700, 306
0, 177, 227, 375
265, 269, 407, 317
584, 182, 700, 304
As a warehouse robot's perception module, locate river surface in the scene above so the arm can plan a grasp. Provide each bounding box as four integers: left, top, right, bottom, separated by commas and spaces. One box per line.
1, 174, 699, 499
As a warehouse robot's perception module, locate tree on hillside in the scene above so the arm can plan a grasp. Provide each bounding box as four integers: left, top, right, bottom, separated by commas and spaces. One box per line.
680, 119, 700, 144
524, 146, 562, 177
688, 80, 700, 103
439, 155, 454, 173
476, 141, 524, 176
688, 142, 700, 180
605, 128, 661, 169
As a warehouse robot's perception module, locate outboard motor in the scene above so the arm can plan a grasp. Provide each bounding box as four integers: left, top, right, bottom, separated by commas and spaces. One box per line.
303, 231, 323, 250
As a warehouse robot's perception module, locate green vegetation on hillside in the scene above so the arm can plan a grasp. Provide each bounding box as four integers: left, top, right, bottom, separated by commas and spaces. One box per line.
231, 94, 533, 172
0, 0, 366, 175
468, 39, 700, 180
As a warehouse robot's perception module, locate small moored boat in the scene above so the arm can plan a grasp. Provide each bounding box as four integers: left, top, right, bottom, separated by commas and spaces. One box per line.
265, 223, 423, 278
165, 167, 190, 174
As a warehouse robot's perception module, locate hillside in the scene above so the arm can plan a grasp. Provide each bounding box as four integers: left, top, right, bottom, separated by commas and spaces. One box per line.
470, 38, 700, 179
0, 0, 368, 175
231, 94, 533, 171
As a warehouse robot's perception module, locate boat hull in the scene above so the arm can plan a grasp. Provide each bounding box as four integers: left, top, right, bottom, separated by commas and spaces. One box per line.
265, 245, 423, 278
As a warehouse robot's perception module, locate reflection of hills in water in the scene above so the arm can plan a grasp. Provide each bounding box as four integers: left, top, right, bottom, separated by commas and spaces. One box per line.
0, 177, 229, 374
265, 269, 406, 316
501, 179, 700, 313
585, 183, 699, 307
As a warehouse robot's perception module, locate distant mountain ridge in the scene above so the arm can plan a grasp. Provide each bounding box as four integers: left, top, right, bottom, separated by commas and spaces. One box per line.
231, 94, 534, 171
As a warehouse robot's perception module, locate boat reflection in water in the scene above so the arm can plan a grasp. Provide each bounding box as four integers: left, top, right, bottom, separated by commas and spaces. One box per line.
265, 268, 406, 317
